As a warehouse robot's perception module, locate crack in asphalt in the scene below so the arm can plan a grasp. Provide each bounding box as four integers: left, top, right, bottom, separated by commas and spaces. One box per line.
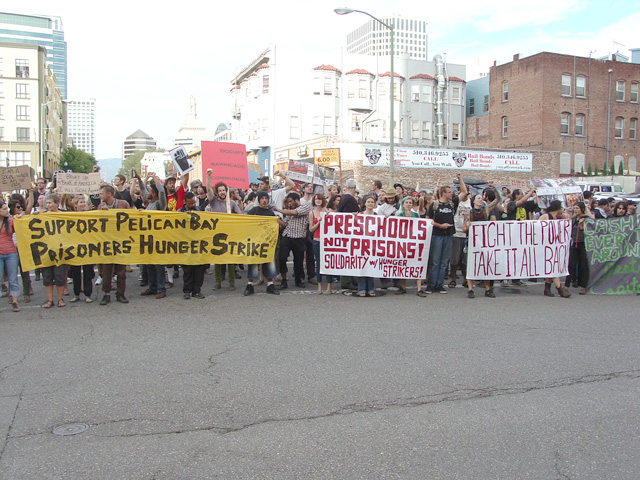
554, 450, 572, 480
0, 389, 23, 462
64, 368, 640, 440
0, 355, 27, 381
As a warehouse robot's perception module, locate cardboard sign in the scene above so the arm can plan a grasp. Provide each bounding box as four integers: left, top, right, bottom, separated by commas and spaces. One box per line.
314, 148, 340, 167
584, 215, 640, 295
0, 165, 33, 191
510, 178, 530, 191
14, 210, 279, 271
201, 141, 249, 189
466, 220, 571, 280
56, 172, 101, 194
169, 146, 194, 177
320, 213, 433, 279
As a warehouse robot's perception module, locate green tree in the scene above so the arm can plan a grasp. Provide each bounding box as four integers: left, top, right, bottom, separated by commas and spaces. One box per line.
602, 163, 608, 175
618, 162, 624, 175
60, 146, 97, 173
587, 163, 592, 176
580, 165, 585, 176
118, 149, 165, 177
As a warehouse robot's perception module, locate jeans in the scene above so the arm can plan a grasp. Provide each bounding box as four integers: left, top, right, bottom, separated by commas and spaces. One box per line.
312, 240, 330, 284
0, 252, 20, 297
147, 264, 166, 294
247, 260, 276, 281
427, 235, 453, 289
357, 277, 375, 295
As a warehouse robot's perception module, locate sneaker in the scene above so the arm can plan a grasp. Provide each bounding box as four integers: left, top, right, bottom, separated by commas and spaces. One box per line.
99, 294, 110, 305
425, 286, 434, 294
116, 295, 129, 303
467, 290, 475, 298
85, 297, 93, 303
69, 295, 80, 303
192, 292, 205, 299
279, 280, 288, 290
229, 285, 236, 291
173, 270, 179, 279
501, 279, 511, 287
266, 284, 280, 295
512, 280, 527, 287
212, 283, 221, 290
437, 286, 447, 294
95, 277, 103, 286
183, 293, 191, 299
155, 293, 166, 299
416, 290, 427, 297
485, 289, 496, 298
243, 284, 254, 296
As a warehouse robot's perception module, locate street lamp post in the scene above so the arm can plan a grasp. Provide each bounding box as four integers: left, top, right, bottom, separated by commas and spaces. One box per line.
335, 7, 395, 185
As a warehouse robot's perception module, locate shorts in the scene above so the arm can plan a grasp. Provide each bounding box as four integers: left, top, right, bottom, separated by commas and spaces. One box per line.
42, 265, 66, 286
450, 237, 466, 266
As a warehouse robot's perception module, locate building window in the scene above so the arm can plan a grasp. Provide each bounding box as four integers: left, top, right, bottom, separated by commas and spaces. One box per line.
631, 83, 638, 103
0, 105, 3, 120
0, 82, 3, 97
502, 116, 508, 137
393, 82, 403, 100
352, 113, 362, 131
312, 116, 320, 135
324, 77, 333, 95
262, 75, 269, 94
469, 98, 475, 115
16, 105, 29, 120
630, 118, 637, 140
422, 85, 431, 103
616, 81, 625, 101
16, 83, 29, 99
452, 123, 460, 140
452, 87, 460, 104
15, 59, 29, 78
502, 82, 508, 102
379, 82, 386, 98
323, 116, 332, 135
412, 84, 420, 102
359, 79, 367, 98
313, 77, 321, 95
561, 113, 571, 135
0, 126, 3, 141
411, 120, 419, 139
422, 121, 431, 140
290, 116, 300, 139
615, 117, 624, 139
348, 80, 355, 98
576, 76, 586, 97
16, 127, 30, 141
575, 114, 585, 136
561, 74, 571, 96
483, 95, 489, 112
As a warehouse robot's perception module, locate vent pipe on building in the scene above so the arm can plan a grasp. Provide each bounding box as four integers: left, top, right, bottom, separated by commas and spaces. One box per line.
434, 54, 446, 146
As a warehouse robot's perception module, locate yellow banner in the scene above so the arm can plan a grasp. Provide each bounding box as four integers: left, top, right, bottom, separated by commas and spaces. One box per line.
14, 210, 279, 271
314, 148, 340, 167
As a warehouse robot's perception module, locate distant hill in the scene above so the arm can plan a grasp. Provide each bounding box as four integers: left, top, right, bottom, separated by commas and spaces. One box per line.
96, 158, 122, 182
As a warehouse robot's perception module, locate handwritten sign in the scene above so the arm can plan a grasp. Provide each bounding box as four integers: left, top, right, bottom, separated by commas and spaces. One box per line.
201, 141, 249, 189
510, 178, 530, 191
466, 220, 571, 280
169, 146, 194, 177
0, 165, 33, 191
14, 210, 279, 271
320, 213, 433, 279
584, 215, 640, 295
56, 172, 101, 194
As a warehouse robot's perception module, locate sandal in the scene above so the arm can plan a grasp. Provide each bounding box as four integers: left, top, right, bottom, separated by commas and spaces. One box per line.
42, 300, 54, 309
448, 280, 457, 288
57, 299, 66, 308
11, 302, 19, 312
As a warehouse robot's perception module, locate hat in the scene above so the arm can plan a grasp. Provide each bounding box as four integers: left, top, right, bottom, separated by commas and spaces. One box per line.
382, 188, 398, 200
256, 191, 269, 201
258, 176, 270, 184
165, 175, 177, 181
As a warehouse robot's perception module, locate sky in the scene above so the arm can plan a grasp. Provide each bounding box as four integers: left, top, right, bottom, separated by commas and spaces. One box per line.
15, 0, 640, 161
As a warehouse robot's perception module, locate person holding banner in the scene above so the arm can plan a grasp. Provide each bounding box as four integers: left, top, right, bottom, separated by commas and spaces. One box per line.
353, 195, 379, 297
68, 195, 96, 303
0, 201, 21, 312
464, 194, 499, 299
564, 202, 593, 295
140, 174, 168, 300
97, 185, 132, 305
179, 192, 208, 299
539, 200, 571, 298
308, 193, 331, 295
395, 196, 423, 296
37, 194, 68, 309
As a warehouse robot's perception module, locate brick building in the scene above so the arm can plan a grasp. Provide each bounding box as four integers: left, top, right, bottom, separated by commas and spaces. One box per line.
466, 51, 640, 175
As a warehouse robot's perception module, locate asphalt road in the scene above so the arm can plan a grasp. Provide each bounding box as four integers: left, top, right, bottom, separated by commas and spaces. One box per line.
1, 269, 639, 479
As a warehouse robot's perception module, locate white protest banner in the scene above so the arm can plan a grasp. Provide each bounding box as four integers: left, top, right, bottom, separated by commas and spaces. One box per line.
56, 172, 101, 194
0, 165, 33, 191
320, 213, 433, 279
530, 177, 583, 209
466, 220, 571, 280
169, 146, 194, 177
363, 146, 533, 172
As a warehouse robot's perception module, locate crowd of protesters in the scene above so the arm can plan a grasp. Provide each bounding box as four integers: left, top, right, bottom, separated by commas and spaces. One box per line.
0, 166, 637, 312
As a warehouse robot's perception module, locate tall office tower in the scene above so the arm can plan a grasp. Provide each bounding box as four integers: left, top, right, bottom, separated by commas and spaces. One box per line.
67, 99, 96, 157
123, 130, 156, 160
345, 16, 428, 61
0, 11, 67, 98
